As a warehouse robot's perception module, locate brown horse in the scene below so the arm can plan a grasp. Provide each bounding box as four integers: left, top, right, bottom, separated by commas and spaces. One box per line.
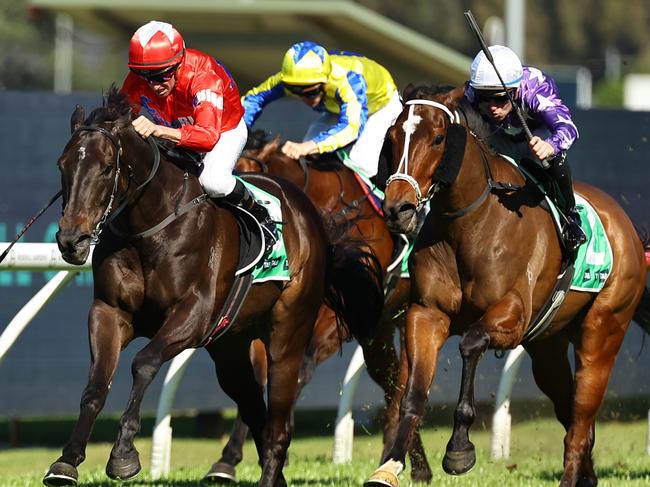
42, 87, 382, 487
364, 84, 650, 487
204, 131, 434, 483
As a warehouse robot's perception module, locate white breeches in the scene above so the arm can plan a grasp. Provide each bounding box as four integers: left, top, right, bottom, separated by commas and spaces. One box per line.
304, 92, 402, 177
199, 118, 248, 197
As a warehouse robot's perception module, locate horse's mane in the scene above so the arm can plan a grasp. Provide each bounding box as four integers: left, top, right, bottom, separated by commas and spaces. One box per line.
246, 129, 272, 150
86, 84, 132, 126
402, 83, 493, 144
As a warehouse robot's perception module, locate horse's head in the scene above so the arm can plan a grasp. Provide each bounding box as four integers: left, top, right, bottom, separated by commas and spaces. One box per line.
56, 87, 135, 264
236, 130, 281, 173
383, 84, 467, 234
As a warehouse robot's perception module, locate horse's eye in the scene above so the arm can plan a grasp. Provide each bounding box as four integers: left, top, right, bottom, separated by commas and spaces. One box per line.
102, 164, 114, 175
433, 134, 445, 146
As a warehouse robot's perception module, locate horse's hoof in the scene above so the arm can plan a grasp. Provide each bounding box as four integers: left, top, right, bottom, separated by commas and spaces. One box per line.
442, 446, 476, 475
43, 462, 78, 486
203, 461, 236, 483
363, 470, 399, 487
364, 459, 403, 487
105, 450, 141, 480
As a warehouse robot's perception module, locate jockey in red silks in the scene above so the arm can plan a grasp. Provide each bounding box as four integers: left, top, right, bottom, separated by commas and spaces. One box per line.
121, 20, 276, 248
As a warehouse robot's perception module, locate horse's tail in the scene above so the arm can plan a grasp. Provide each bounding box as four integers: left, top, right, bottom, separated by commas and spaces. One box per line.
321, 214, 385, 346
633, 227, 650, 333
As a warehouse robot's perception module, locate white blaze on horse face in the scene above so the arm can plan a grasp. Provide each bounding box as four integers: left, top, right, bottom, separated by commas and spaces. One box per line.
78, 146, 87, 161
402, 114, 421, 136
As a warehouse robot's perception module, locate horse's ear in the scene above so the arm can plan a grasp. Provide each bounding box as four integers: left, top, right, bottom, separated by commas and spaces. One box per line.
259, 135, 281, 159
70, 105, 85, 134
444, 85, 466, 109
402, 83, 416, 100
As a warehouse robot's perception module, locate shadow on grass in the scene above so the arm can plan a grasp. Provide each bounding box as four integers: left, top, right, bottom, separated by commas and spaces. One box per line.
528, 467, 650, 483
82, 480, 258, 487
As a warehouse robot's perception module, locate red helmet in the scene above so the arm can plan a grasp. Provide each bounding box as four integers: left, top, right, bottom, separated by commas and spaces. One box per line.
128, 21, 185, 71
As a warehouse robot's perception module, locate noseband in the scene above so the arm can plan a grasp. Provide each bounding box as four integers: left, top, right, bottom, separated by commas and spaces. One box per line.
72, 126, 124, 242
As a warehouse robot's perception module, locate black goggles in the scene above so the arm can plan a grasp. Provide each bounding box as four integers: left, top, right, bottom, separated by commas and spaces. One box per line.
284, 84, 323, 98
476, 90, 514, 106
131, 64, 180, 84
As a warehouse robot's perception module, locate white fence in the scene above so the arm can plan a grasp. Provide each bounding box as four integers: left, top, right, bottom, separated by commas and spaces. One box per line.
4, 242, 641, 478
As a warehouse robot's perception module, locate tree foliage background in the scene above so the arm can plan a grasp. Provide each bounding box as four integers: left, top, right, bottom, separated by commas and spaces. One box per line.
2, 0, 649, 104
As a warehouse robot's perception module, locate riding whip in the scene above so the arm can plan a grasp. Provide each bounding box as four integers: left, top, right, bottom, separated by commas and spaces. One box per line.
0, 190, 62, 264
464, 10, 550, 168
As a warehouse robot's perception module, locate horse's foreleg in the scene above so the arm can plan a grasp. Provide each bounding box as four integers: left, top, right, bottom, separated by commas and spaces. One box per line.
443, 290, 525, 476
363, 315, 432, 483
441, 327, 490, 475
106, 299, 207, 481
44, 302, 129, 487
561, 305, 629, 487
365, 303, 449, 487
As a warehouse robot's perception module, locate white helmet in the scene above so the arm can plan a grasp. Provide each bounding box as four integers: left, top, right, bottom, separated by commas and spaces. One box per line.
470, 45, 523, 90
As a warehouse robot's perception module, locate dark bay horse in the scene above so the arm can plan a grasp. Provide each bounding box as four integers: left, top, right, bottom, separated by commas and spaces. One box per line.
364, 85, 650, 487
42, 87, 381, 487
204, 131, 434, 483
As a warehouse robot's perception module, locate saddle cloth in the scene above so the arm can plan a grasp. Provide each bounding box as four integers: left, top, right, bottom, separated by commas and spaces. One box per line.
239, 179, 290, 283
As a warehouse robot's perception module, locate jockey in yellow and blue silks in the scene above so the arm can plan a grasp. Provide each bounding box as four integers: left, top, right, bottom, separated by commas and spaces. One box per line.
242, 41, 402, 179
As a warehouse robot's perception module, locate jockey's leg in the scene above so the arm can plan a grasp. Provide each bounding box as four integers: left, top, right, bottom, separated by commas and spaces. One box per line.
546, 152, 586, 252
222, 179, 278, 252
200, 119, 277, 253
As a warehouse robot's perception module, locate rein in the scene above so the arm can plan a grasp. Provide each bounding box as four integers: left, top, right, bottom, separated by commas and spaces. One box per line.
72, 125, 207, 242
386, 99, 519, 219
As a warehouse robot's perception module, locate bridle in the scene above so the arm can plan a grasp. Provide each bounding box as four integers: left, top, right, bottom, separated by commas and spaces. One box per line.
386, 99, 460, 212
71, 126, 126, 242
69, 125, 209, 242
385, 99, 518, 219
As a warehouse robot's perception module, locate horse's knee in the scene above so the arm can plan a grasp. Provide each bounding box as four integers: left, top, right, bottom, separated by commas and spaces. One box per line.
131, 350, 161, 380
80, 385, 109, 415
459, 328, 490, 358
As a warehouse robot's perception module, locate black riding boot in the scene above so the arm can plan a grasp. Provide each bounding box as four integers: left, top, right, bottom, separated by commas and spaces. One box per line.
222, 179, 278, 254
546, 154, 586, 253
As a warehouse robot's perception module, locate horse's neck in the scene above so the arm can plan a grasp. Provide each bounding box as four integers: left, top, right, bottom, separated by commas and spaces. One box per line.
123, 142, 201, 227
267, 154, 307, 187
438, 135, 493, 216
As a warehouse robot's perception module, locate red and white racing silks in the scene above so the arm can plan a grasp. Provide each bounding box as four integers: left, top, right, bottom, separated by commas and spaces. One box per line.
121, 48, 244, 153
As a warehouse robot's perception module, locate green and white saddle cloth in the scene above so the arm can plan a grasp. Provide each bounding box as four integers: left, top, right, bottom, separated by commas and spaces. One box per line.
240, 179, 290, 283
568, 194, 613, 292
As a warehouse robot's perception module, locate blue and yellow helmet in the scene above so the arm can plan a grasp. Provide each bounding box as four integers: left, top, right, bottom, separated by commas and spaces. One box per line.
281, 41, 331, 85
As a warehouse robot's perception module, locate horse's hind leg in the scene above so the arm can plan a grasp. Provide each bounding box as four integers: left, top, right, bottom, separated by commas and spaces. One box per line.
204, 340, 266, 483
525, 333, 574, 427
559, 304, 631, 487
44, 302, 129, 486
207, 334, 272, 484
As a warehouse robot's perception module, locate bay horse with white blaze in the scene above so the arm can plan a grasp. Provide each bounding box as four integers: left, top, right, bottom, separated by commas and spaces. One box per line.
203, 131, 433, 483
42, 87, 381, 487
364, 84, 650, 487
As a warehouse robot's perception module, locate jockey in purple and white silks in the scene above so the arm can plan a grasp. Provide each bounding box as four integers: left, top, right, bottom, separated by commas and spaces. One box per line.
464, 45, 586, 253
